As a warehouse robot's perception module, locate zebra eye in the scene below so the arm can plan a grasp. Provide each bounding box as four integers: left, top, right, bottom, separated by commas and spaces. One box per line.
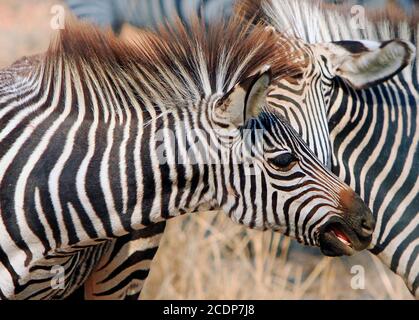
271, 153, 298, 171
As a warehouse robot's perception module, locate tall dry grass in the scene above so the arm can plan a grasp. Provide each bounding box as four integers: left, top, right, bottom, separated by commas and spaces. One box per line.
142, 212, 412, 300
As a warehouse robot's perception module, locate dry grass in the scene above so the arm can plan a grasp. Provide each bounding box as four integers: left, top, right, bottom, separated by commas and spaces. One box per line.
142, 212, 412, 300
0, 0, 413, 300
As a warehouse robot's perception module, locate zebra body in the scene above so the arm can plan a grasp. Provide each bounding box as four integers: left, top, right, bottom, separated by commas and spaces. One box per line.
65, 0, 234, 33
0, 17, 374, 299
238, 0, 418, 296
81, 222, 166, 299
62, 0, 418, 298
64, 0, 417, 34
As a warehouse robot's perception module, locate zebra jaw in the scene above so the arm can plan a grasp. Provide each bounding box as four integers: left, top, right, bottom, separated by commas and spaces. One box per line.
318, 218, 372, 257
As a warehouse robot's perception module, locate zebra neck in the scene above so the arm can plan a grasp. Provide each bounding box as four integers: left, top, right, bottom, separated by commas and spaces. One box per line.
0, 58, 225, 259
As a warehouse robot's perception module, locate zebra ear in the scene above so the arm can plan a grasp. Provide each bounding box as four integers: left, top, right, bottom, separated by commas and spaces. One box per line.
322, 40, 415, 89
216, 66, 272, 127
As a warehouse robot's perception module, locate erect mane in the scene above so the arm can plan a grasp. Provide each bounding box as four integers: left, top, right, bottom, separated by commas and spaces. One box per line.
236, 0, 418, 44
30, 15, 301, 110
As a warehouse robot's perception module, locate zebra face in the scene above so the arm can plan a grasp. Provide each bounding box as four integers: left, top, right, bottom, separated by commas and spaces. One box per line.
267, 43, 334, 168
268, 38, 415, 169
212, 68, 375, 256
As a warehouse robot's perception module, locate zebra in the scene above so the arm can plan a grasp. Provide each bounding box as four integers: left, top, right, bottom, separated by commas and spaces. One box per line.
64, 0, 234, 33
0, 16, 375, 299
237, 0, 418, 297
62, 0, 417, 299
64, 0, 417, 35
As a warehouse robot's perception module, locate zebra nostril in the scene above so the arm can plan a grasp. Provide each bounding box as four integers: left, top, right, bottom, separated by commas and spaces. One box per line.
361, 219, 374, 236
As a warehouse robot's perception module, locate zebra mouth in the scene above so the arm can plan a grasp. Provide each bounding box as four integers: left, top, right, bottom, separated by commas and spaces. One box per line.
318, 218, 367, 257
331, 228, 352, 247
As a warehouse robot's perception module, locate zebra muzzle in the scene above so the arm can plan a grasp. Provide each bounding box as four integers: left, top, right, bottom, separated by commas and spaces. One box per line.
318, 189, 375, 257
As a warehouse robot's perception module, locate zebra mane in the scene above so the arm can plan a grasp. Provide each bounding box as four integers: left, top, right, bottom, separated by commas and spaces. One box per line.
236, 0, 418, 44
32, 15, 300, 109
236, 0, 418, 76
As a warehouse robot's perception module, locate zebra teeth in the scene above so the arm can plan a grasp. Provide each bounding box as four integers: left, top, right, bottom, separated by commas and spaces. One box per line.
332, 230, 352, 248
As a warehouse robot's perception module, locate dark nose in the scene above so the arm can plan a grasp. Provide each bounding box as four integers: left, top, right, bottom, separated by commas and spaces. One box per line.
360, 216, 375, 236
361, 209, 375, 236
339, 188, 375, 238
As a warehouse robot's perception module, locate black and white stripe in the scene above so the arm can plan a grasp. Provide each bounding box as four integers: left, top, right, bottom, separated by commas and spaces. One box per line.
65, 0, 234, 33
251, 0, 418, 297
0, 18, 372, 299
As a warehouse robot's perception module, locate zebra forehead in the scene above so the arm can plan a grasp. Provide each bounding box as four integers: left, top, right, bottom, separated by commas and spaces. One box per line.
30, 14, 302, 104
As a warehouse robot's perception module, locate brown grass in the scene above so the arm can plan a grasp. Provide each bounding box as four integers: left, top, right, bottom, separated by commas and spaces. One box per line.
0, 1, 413, 300
142, 212, 412, 300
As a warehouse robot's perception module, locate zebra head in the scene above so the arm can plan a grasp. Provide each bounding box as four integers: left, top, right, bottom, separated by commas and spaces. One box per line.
234, 0, 418, 295
236, 0, 416, 168
268, 37, 415, 166
211, 67, 375, 256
